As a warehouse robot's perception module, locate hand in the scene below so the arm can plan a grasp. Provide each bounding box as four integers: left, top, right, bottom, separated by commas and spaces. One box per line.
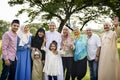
70, 44, 74, 49
5, 60, 10, 66
27, 45, 31, 48
95, 56, 99, 62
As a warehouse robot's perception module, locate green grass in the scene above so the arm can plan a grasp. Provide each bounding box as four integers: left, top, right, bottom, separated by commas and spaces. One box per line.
0, 40, 120, 80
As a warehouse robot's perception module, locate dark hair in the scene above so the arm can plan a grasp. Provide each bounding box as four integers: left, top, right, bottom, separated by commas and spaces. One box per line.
49, 41, 57, 50
35, 28, 45, 38
11, 19, 20, 25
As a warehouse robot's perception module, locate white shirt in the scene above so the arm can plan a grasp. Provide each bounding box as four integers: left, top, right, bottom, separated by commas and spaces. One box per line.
46, 31, 61, 50
87, 33, 101, 60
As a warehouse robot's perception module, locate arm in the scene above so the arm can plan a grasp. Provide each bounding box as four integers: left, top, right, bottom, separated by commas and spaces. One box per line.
2, 33, 10, 66
95, 35, 101, 61
17, 37, 31, 51
114, 26, 120, 38
2, 33, 9, 60
41, 37, 47, 51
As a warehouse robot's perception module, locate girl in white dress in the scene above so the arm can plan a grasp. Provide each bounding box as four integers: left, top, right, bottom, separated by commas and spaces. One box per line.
41, 40, 64, 80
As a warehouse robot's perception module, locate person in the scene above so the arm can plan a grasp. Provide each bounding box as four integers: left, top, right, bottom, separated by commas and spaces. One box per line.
86, 27, 101, 80
61, 27, 74, 80
41, 40, 64, 80
15, 24, 31, 80
0, 19, 20, 80
45, 21, 63, 80
31, 28, 46, 64
46, 21, 61, 50
98, 20, 120, 80
31, 28, 46, 80
71, 28, 87, 80
113, 17, 120, 38
31, 48, 43, 80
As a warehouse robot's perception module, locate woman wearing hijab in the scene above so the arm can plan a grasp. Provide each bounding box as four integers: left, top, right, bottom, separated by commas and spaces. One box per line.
72, 28, 87, 80
61, 27, 74, 80
15, 24, 32, 80
31, 28, 45, 80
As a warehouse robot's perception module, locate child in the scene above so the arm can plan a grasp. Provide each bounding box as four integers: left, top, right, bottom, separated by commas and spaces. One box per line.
31, 48, 43, 80
41, 40, 64, 80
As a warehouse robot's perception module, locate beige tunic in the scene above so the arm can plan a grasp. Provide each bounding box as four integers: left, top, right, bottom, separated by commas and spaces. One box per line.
98, 27, 120, 80
31, 50, 43, 80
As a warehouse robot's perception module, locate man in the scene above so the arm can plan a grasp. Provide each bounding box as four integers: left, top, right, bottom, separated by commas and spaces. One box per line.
45, 21, 63, 80
98, 18, 120, 80
0, 19, 20, 80
86, 27, 101, 80
46, 21, 61, 50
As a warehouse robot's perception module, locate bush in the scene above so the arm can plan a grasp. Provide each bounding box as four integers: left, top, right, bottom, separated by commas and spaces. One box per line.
118, 38, 120, 43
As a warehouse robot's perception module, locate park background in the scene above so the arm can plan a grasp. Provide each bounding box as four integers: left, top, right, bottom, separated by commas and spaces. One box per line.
0, 0, 120, 80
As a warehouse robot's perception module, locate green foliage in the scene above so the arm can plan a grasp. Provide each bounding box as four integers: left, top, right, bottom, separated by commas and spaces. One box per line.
30, 27, 37, 36
118, 38, 120, 43
0, 20, 10, 39
8, 0, 120, 32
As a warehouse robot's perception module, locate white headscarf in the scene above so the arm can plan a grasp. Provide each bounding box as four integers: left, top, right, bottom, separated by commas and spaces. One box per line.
17, 24, 31, 46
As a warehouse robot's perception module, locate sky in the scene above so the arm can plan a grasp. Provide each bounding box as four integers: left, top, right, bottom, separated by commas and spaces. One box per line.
0, 0, 112, 30
0, 0, 29, 23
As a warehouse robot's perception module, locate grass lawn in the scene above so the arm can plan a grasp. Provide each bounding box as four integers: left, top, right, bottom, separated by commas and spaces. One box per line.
0, 40, 120, 80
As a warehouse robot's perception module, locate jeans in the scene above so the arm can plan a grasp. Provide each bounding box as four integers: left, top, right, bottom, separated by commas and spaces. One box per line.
88, 60, 98, 80
0, 59, 16, 80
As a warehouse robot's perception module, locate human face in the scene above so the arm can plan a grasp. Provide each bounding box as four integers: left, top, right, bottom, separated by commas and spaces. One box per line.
24, 25, 29, 33
49, 25, 56, 32
11, 23, 20, 33
38, 32, 44, 38
104, 23, 110, 31
74, 29, 79, 35
86, 28, 92, 37
63, 28, 69, 36
50, 44, 56, 51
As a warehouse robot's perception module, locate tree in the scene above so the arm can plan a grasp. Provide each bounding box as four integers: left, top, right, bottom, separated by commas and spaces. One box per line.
0, 20, 10, 39
8, 0, 120, 32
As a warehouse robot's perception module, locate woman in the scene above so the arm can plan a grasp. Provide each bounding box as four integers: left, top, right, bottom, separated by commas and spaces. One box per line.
15, 24, 32, 80
31, 28, 45, 80
98, 22, 120, 80
72, 28, 87, 80
61, 27, 74, 80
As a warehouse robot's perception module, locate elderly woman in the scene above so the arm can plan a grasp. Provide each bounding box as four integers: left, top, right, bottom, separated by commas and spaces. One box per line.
98, 21, 120, 80
15, 24, 32, 80
72, 28, 87, 80
61, 27, 74, 80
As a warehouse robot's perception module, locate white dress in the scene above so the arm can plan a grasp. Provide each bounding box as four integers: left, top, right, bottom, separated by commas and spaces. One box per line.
42, 47, 64, 80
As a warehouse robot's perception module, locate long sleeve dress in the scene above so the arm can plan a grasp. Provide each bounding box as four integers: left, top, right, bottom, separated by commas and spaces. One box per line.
31, 49, 43, 80
15, 36, 32, 80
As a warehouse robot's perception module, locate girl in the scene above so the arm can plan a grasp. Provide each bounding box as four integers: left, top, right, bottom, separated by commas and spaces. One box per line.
41, 40, 64, 80
31, 48, 43, 80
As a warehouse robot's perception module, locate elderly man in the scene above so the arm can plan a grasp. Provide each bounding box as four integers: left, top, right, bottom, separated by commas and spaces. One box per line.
98, 18, 120, 80
86, 27, 101, 80
45, 21, 63, 80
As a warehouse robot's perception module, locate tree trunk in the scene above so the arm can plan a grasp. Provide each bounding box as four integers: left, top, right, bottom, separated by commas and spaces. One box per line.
58, 15, 70, 33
